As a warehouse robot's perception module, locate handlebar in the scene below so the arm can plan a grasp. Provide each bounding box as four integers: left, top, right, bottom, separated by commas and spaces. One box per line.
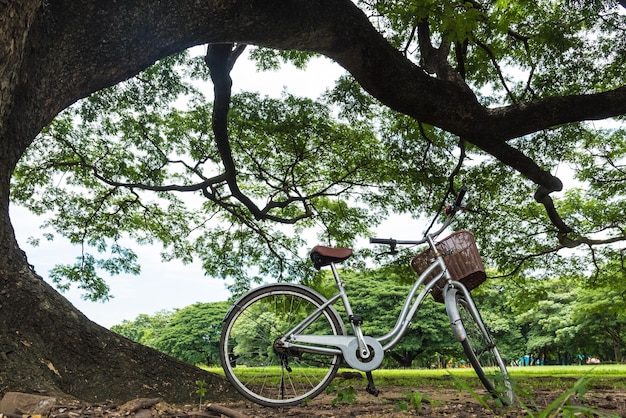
369, 186, 468, 248
369, 237, 421, 246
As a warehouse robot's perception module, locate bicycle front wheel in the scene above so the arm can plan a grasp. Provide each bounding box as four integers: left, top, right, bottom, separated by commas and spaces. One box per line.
446, 287, 514, 405
220, 283, 345, 407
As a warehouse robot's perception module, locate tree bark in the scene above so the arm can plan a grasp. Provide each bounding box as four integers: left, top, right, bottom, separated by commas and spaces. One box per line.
0, 252, 239, 403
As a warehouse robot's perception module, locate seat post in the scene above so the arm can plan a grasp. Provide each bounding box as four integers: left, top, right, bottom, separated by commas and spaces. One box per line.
329, 262, 355, 320
329, 262, 343, 286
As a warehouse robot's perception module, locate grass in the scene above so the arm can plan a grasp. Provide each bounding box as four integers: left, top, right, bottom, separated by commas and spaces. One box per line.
507, 364, 626, 390
206, 364, 626, 391
365, 365, 626, 391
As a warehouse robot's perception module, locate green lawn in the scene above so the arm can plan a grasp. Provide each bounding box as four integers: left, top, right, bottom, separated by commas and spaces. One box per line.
207, 364, 626, 391
365, 364, 626, 390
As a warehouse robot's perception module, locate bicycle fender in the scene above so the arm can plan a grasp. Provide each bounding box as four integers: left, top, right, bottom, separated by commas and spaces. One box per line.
444, 288, 467, 342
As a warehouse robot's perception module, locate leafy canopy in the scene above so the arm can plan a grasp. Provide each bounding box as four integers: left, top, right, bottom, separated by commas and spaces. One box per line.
13, 52, 403, 299
12, 0, 626, 300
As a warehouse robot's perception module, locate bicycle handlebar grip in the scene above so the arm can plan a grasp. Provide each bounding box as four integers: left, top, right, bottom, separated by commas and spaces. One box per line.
454, 185, 467, 207
369, 237, 395, 245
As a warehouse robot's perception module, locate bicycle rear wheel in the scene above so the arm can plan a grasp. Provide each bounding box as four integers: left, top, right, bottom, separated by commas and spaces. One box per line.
220, 283, 345, 407
445, 287, 514, 405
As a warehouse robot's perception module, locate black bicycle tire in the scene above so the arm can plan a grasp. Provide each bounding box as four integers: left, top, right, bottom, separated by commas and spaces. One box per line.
219, 283, 344, 407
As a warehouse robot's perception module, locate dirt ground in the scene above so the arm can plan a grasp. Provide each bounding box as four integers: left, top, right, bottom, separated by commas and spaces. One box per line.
41, 386, 626, 417
212, 386, 626, 417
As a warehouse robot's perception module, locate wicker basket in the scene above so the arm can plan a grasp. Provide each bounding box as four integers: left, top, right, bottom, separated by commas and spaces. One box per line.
410, 230, 486, 303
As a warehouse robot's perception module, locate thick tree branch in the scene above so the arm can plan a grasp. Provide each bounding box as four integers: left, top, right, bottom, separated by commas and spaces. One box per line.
20, 0, 626, 148
20, 1, 625, 172
534, 187, 572, 234
205, 43, 313, 223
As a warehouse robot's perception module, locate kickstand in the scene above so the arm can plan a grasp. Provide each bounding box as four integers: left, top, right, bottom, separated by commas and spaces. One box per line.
365, 371, 380, 397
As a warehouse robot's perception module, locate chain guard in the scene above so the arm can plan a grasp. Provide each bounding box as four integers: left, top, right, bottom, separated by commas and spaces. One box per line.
342, 336, 384, 371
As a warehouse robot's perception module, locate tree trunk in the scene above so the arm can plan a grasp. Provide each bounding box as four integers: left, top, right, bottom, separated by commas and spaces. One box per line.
389, 350, 420, 368
0, 1, 239, 403
0, 211, 238, 403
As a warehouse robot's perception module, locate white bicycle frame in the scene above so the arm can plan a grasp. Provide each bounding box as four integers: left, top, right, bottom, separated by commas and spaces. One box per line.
278, 232, 485, 372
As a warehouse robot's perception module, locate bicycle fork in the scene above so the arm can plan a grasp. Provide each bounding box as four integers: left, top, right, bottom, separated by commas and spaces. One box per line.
444, 282, 490, 343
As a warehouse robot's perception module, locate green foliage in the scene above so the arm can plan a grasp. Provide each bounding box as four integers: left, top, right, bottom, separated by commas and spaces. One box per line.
111, 301, 229, 366
326, 381, 357, 406
229, 309, 280, 364
13, 51, 395, 300
459, 276, 526, 363
399, 391, 439, 411
195, 380, 207, 409
360, 0, 626, 98
152, 302, 229, 366
12, 0, 626, 310
110, 309, 173, 347
496, 273, 626, 364
345, 0, 626, 297
248, 47, 316, 70
111, 266, 626, 369
49, 244, 140, 301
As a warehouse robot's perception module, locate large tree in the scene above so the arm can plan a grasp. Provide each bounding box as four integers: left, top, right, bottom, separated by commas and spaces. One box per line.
1, 0, 625, 403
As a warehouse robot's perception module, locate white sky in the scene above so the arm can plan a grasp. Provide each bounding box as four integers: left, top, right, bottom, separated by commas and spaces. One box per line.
11, 50, 424, 328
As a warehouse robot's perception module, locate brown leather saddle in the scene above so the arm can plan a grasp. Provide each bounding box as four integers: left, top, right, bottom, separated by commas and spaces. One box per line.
309, 245, 353, 270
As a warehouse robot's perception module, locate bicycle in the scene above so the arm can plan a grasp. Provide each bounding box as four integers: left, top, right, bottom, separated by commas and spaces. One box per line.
219, 186, 514, 407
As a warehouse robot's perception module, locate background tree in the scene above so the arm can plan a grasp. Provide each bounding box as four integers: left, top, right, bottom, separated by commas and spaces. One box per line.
503, 272, 626, 364
1, 0, 626, 403
463, 277, 526, 364
570, 263, 626, 362
111, 310, 174, 348
111, 303, 230, 367
111, 267, 624, 369
111, 269, 521, 369
152, 302, 230, 366
515, 279, 579, 364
